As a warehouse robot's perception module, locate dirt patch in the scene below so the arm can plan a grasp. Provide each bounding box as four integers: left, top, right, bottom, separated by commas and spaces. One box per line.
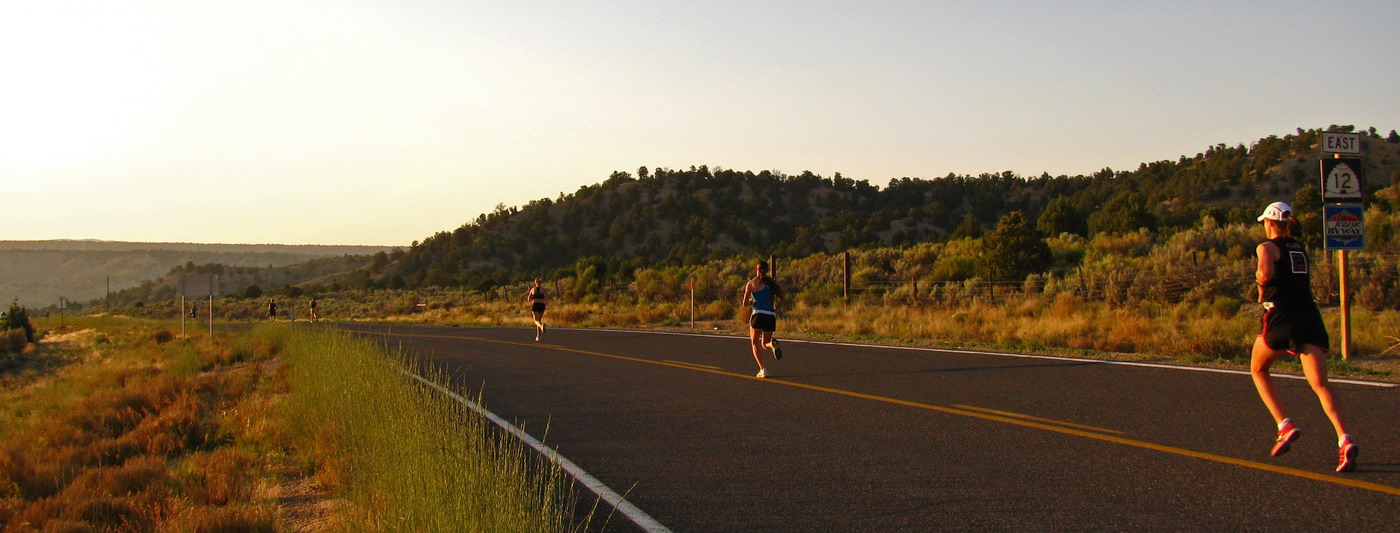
39, 328, 95, 345
263, 476, 349, 532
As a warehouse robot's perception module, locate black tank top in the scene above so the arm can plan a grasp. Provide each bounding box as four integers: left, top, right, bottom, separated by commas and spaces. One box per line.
1262, 236, 1313, 305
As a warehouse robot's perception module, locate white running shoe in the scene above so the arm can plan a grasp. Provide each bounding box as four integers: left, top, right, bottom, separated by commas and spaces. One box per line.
756, 368, 767, 378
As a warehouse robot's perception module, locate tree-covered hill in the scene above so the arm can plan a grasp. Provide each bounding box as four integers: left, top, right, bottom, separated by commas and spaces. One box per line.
94, 254, 375, 309
1, 242, 390, 308
375, 126, 1400, 291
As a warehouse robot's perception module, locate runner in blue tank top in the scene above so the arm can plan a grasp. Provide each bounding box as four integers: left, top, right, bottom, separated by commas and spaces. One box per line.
741, 260, 785, 378
1248, 201, 1357, 472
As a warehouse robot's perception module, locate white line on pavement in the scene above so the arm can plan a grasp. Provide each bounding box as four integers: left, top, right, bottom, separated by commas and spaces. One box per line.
404, 371, 673, 533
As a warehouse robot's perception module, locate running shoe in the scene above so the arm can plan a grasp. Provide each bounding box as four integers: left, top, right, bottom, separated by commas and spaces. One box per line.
756, 368, 767, 379
771, 340, 783, 360
1337, 439, 1359, 472
1271, 421, 1300, 457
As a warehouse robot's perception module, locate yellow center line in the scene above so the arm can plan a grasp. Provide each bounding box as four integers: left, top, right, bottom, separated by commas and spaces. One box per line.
663, 360, 724, 370
367, 329, 1400, 498
950, 404, 1125, 435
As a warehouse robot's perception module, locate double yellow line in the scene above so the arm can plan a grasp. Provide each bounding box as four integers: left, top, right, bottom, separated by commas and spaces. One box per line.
370, 329, 1400, 498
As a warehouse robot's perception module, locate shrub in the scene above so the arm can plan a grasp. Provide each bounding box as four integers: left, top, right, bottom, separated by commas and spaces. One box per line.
697, 300, 734, 321
1180, 338, 1250, 363
1209, 297, 1242, 318
183, 448, 257, 505
3, 303, 35, 343
2, 328, 26, 355
549, 306, 588, 325
1049, 293, 1081, 319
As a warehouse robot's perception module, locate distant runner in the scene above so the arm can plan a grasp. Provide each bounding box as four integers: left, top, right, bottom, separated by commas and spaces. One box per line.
268, 298, 278, 321
1248, 201, 1357, 472
309, 297, 319, 322
740, 260, 784, 378
527, 278, 548, 341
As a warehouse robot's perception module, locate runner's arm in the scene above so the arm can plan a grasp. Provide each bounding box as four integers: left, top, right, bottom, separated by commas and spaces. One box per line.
1254, 242, 1277, 302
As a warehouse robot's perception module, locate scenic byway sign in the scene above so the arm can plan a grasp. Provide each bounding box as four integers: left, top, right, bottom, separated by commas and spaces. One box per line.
1323, 204, 1365, 250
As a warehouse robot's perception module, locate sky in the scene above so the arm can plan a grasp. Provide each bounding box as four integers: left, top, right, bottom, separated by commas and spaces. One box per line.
4, 1, 1398, 246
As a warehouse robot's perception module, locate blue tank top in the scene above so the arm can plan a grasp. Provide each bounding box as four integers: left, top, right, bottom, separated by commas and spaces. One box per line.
751, 284, 775, 314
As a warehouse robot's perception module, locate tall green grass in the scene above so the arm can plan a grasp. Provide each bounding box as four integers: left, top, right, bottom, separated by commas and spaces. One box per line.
281, 325, 577, 531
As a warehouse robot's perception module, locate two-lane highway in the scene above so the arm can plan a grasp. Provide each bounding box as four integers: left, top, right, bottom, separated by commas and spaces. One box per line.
339, 324, 1399, 531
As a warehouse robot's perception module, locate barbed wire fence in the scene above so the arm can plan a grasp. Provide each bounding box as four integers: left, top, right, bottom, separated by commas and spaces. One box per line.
451, 247, 1400, 316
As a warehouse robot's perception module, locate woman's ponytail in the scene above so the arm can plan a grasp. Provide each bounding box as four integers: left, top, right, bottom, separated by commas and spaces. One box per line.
757, 260, 784, 300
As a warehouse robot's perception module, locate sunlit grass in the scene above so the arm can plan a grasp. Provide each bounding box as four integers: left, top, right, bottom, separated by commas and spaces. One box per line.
0, 316, 280, 530
281, 325, 577, 531
2, 317, 581, 530
365, 294, 1399, 378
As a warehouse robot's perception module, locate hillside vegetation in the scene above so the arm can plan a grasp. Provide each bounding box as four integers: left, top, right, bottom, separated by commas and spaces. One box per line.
1, 242, 391, 308
95, 255, 376, 310
42, 126, 1400, 374
375, 126, 1400, 291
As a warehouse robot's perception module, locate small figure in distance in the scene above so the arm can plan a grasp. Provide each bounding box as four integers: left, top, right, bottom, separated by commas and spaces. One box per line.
190, 301, 198, 319
268, 298, 278, 321
309, 297, 319, 322
527, 278, 548, 341
1248, 201, 1357, 472
740, 260, 784, 378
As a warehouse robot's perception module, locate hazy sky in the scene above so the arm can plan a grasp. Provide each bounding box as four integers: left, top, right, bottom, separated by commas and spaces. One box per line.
4, 1, 1398, 246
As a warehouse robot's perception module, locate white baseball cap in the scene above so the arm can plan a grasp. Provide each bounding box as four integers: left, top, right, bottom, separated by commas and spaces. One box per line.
1257, 201, 1292, 222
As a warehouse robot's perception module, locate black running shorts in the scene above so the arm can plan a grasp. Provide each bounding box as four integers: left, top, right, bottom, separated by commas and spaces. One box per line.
1260, 302, 1329, 353
531, 302, 546, 313
749, 312, 777, 332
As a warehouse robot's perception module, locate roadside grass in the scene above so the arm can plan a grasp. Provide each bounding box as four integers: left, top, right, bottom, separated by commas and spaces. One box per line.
343, 293, 1399, 380
281, 325, 578, 531
1, 317, 581, 531
0, 317, 281, 531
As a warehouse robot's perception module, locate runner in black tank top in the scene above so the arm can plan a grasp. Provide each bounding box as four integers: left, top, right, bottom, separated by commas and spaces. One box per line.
527, 278, 548, 341
1247, 202, 1357, 472
1259, 235, 1328, 352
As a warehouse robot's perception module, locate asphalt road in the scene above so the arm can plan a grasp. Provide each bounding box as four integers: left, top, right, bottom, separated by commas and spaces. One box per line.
335, 323, 1400, 532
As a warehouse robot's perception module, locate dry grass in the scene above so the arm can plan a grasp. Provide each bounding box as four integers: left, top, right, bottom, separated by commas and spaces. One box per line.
383, 295, 1399, 380
0, 318, 290, 531
297, 285, 1400, 381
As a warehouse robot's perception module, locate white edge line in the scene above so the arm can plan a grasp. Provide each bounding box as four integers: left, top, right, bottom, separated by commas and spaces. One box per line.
568, 327, 1397, 389
404, 370, 673, 533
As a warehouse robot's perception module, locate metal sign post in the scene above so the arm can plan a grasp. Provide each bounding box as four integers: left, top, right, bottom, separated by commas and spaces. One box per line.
1324, 205, 1364, 362
1320, 134, 1365, 360
178, 274, 220, 337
